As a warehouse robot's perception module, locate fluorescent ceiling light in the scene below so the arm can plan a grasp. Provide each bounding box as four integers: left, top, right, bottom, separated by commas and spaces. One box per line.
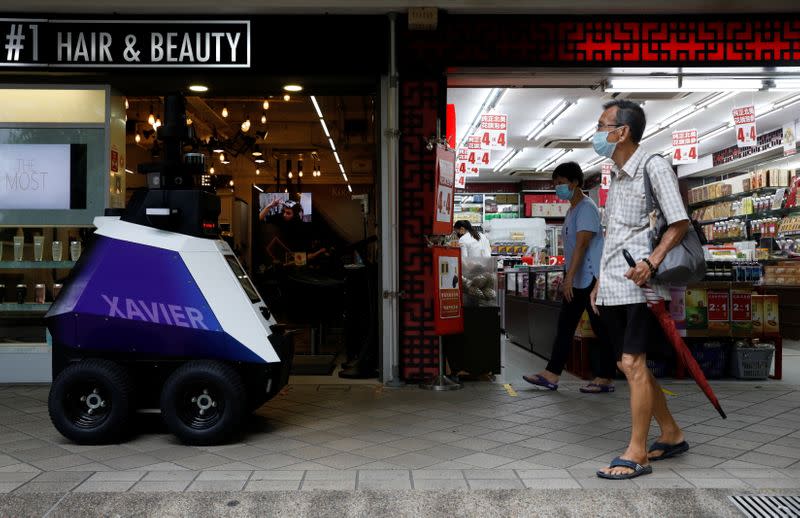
772, 93, 800, 110
348, 184, 353, 193
493, 148, 520, 173
641, 92, 734, 143
526, 100, 575, 141
606, 77, 679, 92
320, 119, 330, 138
188, 84, 208, 92
580, 124, 597, 141
772, 79, 800, 90
328, 138, 336, 151
456, 88, 507, 150
537, 149, 572, 172
701, 122, 734, 141
607, 77, 762, 92
342, 173, 349, 182
284, 84, 303, 92
681, 78, 762, 91
338, 163, 345, 173
333, 151, 341, 164
253, 184, 264, 192
310, 96, 323, 118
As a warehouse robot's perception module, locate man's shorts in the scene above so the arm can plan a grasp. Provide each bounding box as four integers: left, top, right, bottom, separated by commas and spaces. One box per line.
600, 303, 669, 360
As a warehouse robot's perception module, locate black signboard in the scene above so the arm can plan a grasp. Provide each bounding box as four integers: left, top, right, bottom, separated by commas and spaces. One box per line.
0, 19, 250, 68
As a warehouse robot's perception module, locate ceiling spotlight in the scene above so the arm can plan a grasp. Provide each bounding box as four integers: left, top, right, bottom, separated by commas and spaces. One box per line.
261, 112, 267, 124
283, 84, 303, 92
153, 118, 162, 129
256, 168, 260, 175
222, 106, 229, 118
251, 147, 263, 157
221, 160, 230, 165
209, 166, 215, 174
189, 84, 208, 92
148, 112, 156, 125
298, 171, 303, 178
288, 171, 293, 179
186, 117, 193, 126
283, 94, 291, 102
254, 158, 265, 164
124, 98, 129, 110
229, 180, 234, 187
241, 117, 251, 132
219, 152, 226, 162
134, 133, 141, 143
263, 100, 270, 110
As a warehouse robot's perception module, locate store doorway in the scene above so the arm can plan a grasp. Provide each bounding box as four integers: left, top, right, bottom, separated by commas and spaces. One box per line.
125, 91, 381, 382
447, 68, 800, 379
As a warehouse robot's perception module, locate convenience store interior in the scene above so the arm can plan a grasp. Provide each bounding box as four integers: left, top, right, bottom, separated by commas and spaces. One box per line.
447, 68, 800, 384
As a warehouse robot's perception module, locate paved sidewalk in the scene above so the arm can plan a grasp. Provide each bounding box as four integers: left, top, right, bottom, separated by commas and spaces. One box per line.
0, 380, 798, 516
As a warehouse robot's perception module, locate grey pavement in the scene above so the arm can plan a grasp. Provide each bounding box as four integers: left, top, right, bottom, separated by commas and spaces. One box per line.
0, 378, 798, 516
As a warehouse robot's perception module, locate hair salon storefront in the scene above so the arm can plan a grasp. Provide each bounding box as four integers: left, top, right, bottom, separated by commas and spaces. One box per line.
0, 15, 390, 382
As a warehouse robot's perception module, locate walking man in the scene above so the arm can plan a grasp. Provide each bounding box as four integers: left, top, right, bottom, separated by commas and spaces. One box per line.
590, 100, 691, 480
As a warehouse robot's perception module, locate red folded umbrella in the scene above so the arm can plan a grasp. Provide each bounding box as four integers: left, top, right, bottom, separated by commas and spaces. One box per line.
623, 250, 727, 419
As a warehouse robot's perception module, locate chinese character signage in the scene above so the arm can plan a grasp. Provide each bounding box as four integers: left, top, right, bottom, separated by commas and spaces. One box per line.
672, 129, 698, 164
432, 246, 464, 335
478, 113, 508, 150
784, 120, 798, 157
733, 105, 757, 148
433, 145, 457, 235
0, 19, 250, 68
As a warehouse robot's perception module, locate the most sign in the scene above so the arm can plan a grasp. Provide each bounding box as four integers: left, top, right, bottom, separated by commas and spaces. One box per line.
0, 19, 250, 68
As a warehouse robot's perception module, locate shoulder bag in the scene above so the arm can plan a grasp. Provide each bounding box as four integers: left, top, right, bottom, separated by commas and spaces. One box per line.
643, 155, 707, 285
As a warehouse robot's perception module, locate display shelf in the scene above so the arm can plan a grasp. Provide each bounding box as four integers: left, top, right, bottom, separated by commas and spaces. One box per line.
0, 303, 51, 312
698, 207, 800, 226
0, 261, 75, 269
689, 187, 780, 209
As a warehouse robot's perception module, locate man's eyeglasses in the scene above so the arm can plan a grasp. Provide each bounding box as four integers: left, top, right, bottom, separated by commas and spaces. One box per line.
596, 123, 625, 131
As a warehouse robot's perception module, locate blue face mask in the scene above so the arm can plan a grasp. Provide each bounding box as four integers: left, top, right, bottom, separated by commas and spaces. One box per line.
592, 130, 618, 158
555, 184, 574, 201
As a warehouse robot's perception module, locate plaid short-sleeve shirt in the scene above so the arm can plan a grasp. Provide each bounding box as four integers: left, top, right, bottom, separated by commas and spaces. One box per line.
597, 146, 689, 307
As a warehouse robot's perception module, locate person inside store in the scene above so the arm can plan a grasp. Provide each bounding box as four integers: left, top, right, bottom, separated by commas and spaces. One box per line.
522, 162, 617, 394
590, 99, 691, 480
454, 220, 491, 258
259, 197, 327, 264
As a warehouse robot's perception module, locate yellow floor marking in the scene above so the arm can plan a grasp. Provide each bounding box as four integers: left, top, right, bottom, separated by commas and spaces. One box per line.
661, 387, 676, 396
504, 384, 518, 397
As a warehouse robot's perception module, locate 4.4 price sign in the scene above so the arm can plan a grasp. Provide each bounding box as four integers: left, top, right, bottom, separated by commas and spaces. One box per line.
733, 106, 757, 148
478, 114, 508, 150
672, 129, 698, 164
456, 136, 488, 179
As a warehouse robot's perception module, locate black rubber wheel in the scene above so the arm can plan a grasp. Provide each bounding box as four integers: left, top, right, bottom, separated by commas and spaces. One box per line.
48, 359, 132, 444
160, 361, 245, 445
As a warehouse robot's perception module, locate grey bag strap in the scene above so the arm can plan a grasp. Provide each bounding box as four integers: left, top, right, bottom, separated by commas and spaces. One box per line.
642, 154, 663, 215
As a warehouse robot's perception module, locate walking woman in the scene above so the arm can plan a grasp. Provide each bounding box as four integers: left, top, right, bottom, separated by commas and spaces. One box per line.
523, 162, 616, 393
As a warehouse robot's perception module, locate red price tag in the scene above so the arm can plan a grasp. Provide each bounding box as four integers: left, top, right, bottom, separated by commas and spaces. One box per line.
707, 291, 729, 321
731, 292, 752, 321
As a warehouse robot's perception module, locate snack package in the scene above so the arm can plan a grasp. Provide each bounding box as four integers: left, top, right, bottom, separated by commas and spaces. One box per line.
764, 294, 780, 334
751, 294, 764, 335
685, 288, 708, 330
669, 287, 686, 330
707, 290, 730, 333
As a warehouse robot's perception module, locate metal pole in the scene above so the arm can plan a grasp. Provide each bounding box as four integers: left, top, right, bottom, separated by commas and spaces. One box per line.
420, 336, 463, 391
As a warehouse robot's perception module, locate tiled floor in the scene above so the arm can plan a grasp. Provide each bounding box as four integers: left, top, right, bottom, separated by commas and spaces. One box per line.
0, 353, 798, 495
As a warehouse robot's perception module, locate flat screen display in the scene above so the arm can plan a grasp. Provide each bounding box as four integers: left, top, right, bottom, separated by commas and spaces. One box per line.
0, 144, 87, 210
258, 192, 312, 222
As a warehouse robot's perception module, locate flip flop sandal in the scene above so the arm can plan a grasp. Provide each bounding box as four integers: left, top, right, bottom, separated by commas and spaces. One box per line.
596, 457, 653, 480
579, 383, 616, 394
522, 374, 558, 391
648, 440, 690, 461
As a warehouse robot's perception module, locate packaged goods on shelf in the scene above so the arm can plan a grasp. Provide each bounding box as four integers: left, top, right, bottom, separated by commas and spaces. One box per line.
685, 287, 708, 330
751, 294, 764, 334
461, 257, 498, 307
763, 262, 800, 285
